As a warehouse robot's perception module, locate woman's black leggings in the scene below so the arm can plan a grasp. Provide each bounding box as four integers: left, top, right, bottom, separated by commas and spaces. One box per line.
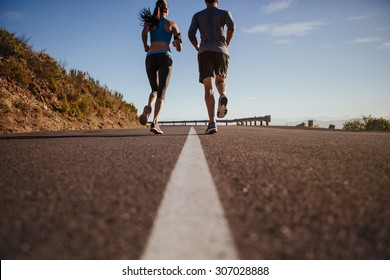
145, 53, 173, 100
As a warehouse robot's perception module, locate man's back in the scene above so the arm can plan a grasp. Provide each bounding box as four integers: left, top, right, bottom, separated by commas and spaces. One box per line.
188, 7, 234, 55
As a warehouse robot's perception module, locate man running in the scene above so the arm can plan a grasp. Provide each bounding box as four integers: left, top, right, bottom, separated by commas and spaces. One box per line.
188, 0, 235, 134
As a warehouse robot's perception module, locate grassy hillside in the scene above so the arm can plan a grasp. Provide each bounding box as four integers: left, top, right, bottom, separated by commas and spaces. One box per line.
0, 27, 139, 133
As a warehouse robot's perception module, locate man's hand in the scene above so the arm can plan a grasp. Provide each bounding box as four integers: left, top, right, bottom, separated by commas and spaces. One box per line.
190, 40, 200, 51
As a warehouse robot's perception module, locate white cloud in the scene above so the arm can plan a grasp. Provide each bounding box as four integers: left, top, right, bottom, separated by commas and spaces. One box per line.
378, 43, 390, 50
345, 15, 373, 21
243, 24, 271, 34
243, 21, 326, 37
261, 0, 295, 14
272, 21, 326, 36
275, 39, 295, 45
352, 37, 380, 44
3, 12, 24, 20
345, 10, 384, 21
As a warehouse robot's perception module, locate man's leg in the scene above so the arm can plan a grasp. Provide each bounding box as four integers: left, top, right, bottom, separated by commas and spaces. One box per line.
216, 75, 228, 118
215, 53, 229, 118
215, 75, 227, 96
203, 77, 215, 123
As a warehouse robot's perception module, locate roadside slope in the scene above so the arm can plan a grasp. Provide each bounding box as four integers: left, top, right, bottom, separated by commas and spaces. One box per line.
0, 27, 139, 133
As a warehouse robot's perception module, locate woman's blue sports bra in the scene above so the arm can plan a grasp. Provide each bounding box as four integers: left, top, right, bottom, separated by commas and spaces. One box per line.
150, 18, 172, 44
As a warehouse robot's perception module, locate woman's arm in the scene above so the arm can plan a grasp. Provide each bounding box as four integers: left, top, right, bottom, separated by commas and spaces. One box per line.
170, 21, 182, 52
141, 25, 150, 52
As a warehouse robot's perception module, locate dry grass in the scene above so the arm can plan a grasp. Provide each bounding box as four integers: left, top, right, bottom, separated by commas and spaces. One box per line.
0, 27, 140, 133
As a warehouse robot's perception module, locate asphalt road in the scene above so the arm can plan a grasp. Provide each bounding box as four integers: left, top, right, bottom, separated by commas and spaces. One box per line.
1, 126, 389, 259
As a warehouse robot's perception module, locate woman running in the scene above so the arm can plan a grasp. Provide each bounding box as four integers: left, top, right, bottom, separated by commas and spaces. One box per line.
138, 0, 182, 134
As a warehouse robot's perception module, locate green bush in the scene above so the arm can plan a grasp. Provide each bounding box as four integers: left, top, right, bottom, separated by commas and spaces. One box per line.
69, 104, 84, 120
0, 28, 31, 58
29, 51, 64, 82
0, 98, 10, 115
77, 93, 96, 116
343, 115, 390, 132
363, 115, 390, 131
343, 119, 366, 131
5, 58, 31, 88
60, 93, 71, 113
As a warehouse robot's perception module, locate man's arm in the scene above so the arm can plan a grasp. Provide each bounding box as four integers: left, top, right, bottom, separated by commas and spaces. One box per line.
190, 39, 200, 51
225, 11, 235, 47
226, 28, 234, 47
188, 15, 200, 51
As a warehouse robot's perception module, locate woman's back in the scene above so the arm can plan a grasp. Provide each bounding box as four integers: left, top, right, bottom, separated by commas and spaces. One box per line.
150, 19, 172, 44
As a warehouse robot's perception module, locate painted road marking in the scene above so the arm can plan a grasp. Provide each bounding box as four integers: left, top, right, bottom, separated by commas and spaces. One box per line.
142, 127, 238, 260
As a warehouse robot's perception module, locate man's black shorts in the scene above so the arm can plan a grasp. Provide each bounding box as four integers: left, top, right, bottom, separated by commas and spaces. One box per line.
198, 51, 229, 83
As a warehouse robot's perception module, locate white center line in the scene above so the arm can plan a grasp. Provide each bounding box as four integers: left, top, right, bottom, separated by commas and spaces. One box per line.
141, 127, 238, 260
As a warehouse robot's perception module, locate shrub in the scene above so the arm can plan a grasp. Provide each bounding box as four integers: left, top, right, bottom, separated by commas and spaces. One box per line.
60, 93, 71, 113
69, 104, 84, 120
0, 99, 10, 115
0, 28, 31, 58
343, 115, 390, 132
29, 51, 64, 82
343, 119, 366, 131
0, 57, 31, 88
77, 93, 96, 117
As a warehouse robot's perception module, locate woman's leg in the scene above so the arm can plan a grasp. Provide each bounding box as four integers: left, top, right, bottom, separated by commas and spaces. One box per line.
148, 92, 157, 108
153, 55, 172, 123
140, 55, 159, 125
152, 98, 165, 124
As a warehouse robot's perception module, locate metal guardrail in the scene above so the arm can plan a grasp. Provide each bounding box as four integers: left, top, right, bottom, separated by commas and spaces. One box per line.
153, 115, 271, 126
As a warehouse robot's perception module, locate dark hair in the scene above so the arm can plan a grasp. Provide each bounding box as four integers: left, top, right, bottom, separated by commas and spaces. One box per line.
205, 0, 218, 4
139, 0, 168, 27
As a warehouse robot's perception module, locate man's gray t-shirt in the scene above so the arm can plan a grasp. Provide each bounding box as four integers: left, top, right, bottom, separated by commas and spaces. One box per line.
188, 7, 235, 56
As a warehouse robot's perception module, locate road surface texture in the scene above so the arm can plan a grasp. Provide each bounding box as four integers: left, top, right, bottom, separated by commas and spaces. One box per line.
1, 126, 389, 259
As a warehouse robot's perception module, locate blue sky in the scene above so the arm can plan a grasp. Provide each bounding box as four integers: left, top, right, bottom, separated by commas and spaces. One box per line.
1, 0, 390, 123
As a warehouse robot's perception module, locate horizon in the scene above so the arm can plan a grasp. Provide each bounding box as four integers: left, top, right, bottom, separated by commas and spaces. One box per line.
1, 0, 389, 122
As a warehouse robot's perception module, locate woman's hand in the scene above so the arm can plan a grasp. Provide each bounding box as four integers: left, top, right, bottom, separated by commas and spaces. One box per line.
144, 45, 150, 52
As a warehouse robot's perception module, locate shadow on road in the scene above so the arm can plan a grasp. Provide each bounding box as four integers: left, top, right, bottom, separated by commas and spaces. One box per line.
0, 131, 190, 141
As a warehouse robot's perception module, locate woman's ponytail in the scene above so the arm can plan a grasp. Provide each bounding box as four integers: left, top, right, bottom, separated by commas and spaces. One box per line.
139, 0, 168, 27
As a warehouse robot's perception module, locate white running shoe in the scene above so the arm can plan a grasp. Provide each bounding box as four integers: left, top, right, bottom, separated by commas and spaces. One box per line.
139, 106, 151, 126
150, 122, 164, 134
217, 94, 228, 118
